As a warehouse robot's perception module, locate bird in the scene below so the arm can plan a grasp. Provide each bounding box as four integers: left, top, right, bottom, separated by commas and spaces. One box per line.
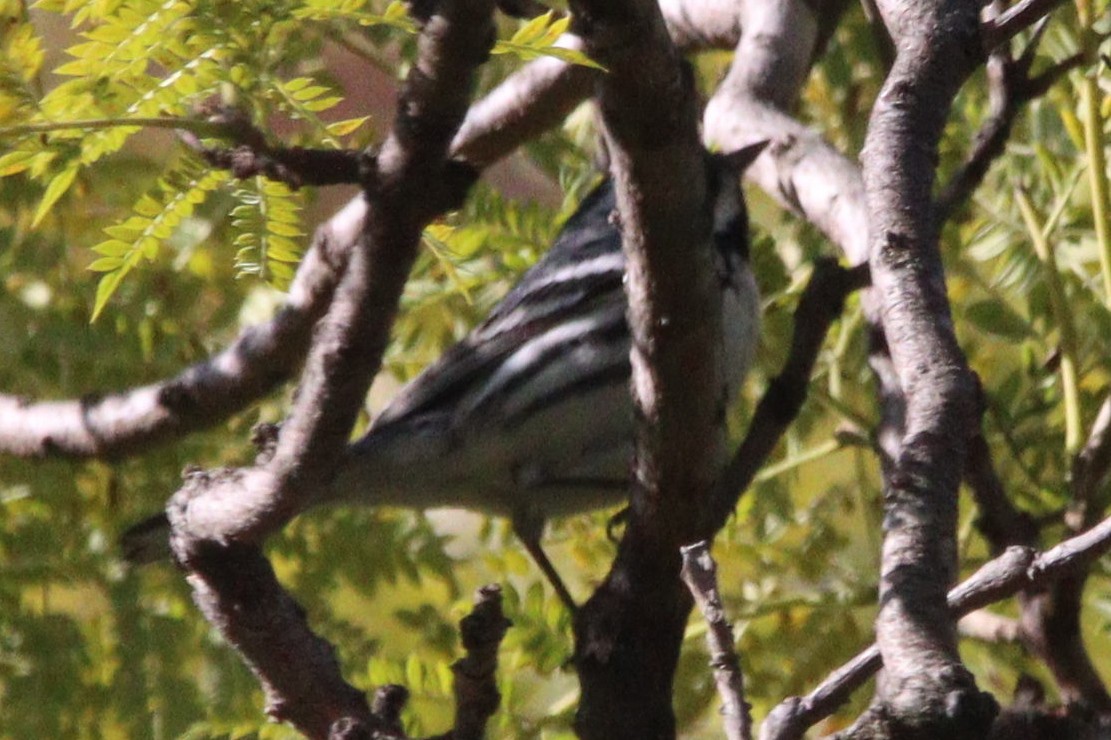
327, 145, 765, 606
125, 143, 765, 610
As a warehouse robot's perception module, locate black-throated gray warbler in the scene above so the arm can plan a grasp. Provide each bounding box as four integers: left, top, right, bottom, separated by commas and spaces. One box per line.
329, 145, 764, 604
125, 145, 764, 607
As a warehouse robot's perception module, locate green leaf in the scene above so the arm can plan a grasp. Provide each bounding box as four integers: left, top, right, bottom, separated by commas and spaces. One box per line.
91, 239, 131, 257
509, 11, 553, 46
966, 299, 1032, 340
89, 267, 128, 322
32, 164, 78, 227
491, 12, 604, 70
0, 149, 37, 176
325, 116, 369, 137
87, 256, 124, 272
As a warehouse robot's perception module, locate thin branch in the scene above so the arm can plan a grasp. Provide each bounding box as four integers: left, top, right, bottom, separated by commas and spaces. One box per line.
681, 541, 753, 740
957, 610, 1021, 643
182, 130, 369, 189
451, 35, 596, 169
966, 398, 1111, 712
0, 115, 233, 138
761, 512, 1111, 739
0, 198, 364, 458
981, 0, 1068, 51
859, 0, 896, 70
703, 260, 871, 535
1071, 395, 1111, 512
964, 431, 1040, 554
936, 18, 1082, 223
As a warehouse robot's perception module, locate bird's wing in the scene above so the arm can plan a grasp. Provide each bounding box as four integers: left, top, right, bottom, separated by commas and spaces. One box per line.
371, 179, 624, 430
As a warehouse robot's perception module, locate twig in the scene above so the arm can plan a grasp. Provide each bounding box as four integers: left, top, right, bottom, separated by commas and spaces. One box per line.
936, 17, 1081, 223
981, 0, 1068, 51
182, 133, 369, 189
964, 431, 1040, 554
175, 105, 371, 189
681, 542, 753, 740
1071, 395, 1111, 512
428, 585, 512, 740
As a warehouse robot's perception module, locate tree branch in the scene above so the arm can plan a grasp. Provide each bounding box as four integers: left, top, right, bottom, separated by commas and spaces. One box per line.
175, 539, 380, 738
563, 0, 717, 735
848, 0, 1001, 733
0, 197, 363, 459
957, 610, 1021, 643
967, 390, 1111, 710
704, 260, 870, 534
0, 31, 586, 462
699, 0, 910, 479
681, 541, 753, 740
981, 0, 1068, 51
429, 585, 512, 740
936, 15, 1082, 223
164, 5, 497, 735
0, 0, 852, 465
760, 512, 1111, 739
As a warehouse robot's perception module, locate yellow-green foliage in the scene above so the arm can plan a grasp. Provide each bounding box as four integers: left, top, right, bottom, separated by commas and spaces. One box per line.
1, 1, 1110, 738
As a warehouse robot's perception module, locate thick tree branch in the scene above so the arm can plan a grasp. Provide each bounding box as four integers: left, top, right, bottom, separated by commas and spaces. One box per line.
564, 0, 715, 736
164, 5, 497, 736
853, 0, 998, 734
176, 539, 380, 738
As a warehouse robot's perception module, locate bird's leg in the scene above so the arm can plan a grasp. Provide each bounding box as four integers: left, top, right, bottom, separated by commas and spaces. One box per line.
511, 508, 577, 613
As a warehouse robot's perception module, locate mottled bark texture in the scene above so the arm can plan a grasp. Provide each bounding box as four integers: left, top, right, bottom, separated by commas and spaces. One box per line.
852, 0, 996, 736
165, 3, 498, 737
564, 0, 717, 737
